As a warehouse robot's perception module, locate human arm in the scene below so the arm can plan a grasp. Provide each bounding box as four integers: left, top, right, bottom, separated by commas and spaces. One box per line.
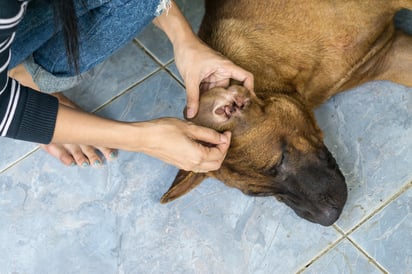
4, 69, 230, 171
152, 0, 254, 118
0, 1, 57, 143
2, 1, 230, 171
51, 105, 231, 172
5, 64, 231, 171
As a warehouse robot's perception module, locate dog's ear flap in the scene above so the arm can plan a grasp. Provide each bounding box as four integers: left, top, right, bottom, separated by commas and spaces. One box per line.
160, 170, 207, 203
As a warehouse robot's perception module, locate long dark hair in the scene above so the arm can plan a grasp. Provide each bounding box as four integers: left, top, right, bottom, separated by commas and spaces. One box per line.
51, 0, 80, 74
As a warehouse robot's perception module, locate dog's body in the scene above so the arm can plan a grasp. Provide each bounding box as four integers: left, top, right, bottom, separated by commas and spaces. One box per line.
161, 0, 412, 226
199, 0, 412, 107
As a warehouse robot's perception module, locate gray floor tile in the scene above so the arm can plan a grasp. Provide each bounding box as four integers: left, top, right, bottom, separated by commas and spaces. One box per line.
350, 186, 412, 274
63, 42, 159, 112
315, 81, 412, 232
0, 144, 342, 274
0, 147, 174, 274
136, 0, 204, 65
0, 138, 37, 173
302, 239, 383, 274
96, 70, 186, 121
176, 0, 205, 33
135, 24, 172, 65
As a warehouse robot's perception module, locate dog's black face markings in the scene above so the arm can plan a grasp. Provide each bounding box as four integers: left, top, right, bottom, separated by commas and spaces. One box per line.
219, 137, 347, 226
267, 144, 347, 226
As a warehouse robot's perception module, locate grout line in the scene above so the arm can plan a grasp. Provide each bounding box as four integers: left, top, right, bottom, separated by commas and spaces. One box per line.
0, 146, 40, 174
346, 236, 389, 273
133, 38, 173, 67
296, 234, 346, 273
132, 38, 183, 87
91, 68, 162, 113
164, 64, 185, 88
342, 181, 412, 236
93, 39, 184, 113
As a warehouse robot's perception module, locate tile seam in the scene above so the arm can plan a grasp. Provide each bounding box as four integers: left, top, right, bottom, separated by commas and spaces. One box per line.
0, 146, 40, 174
91, 68, 162, 114
342, 181, 412, 236
346, 236, 389, 274
296, 234, 346, 273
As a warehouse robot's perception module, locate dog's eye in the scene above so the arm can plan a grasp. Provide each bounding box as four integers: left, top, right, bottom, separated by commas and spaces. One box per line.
266, 153, 284, 176
279, 153, 285, 166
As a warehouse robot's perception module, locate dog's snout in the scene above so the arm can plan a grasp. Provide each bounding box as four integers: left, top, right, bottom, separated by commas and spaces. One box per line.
317, 147, 339, 169
316, 206, 340, 226
284, 196, 342, 226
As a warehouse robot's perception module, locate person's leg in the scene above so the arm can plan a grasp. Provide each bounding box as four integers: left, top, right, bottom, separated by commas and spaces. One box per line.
26, 0, 168, 76
9, 0, 113, 69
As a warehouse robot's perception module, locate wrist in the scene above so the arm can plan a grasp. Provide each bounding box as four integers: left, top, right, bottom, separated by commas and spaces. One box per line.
152, 0, 197, 48
120, 121, 154, 153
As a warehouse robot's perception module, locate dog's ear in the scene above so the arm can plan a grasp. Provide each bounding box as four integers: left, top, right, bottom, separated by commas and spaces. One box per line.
160, 170, 207, 203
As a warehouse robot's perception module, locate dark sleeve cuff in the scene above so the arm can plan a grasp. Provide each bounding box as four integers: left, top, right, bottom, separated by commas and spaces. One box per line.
7, 86, 59, 144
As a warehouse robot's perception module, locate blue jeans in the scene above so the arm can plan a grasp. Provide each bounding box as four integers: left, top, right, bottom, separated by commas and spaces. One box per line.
10, 0, 168, 92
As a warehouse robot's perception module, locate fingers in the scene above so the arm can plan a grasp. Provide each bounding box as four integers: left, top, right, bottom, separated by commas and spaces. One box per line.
199, 131, 232, 171
200, 79, 229, 93
228, 63, 254, 92
185, 80, 200, 119
188, 128, 232, 172
190, 125, 230, 145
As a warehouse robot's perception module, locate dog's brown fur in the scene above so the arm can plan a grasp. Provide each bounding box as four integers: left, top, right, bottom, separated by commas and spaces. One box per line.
161, 0, 412, 226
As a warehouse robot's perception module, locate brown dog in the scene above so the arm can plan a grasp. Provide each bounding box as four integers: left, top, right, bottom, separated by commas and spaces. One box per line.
161, 0, 412, 226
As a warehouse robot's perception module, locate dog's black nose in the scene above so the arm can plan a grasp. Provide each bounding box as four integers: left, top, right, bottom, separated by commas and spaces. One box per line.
316, 206, 340, 226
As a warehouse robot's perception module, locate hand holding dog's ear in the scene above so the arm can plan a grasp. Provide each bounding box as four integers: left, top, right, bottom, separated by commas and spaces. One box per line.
173, 36, 254, 119
137, 118, 231, 172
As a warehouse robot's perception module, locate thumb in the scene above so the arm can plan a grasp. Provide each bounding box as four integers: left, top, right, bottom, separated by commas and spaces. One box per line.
192, 127, 231, 146
185, 81, 200, 119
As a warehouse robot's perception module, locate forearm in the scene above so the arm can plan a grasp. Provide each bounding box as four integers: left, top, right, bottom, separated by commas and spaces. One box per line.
52, 105, 230, 172
52, 104, 144, 151
152, 0, 199, 47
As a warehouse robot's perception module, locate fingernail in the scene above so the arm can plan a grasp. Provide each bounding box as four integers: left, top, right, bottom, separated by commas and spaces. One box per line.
70, 162, 76, 167
93, 160, 101, 167
220, 134, 228, 143
82, 161, 90, 167
186, 108, 195, 119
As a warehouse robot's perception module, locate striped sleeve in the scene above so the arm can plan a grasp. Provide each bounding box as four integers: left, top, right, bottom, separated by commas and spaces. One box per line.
0, 0, 58, 144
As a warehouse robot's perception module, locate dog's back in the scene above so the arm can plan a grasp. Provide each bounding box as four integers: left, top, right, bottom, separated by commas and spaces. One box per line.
199, 0, 410, 108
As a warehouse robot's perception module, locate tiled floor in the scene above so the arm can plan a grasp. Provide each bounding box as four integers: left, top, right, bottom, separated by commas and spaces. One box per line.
1, 1, 411, 273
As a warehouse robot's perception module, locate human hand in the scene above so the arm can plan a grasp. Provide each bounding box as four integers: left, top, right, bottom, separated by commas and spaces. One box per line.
152, 1, 253, 118
174, 37, 254, 118
138, 117, 231, 172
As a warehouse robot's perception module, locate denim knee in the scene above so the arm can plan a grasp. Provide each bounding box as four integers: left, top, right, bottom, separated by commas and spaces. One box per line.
31, 0, 169, 77
11, 0, 169, 79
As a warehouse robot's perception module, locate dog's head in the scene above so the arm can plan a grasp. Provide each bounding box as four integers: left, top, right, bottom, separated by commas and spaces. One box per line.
161, 85, 347, 226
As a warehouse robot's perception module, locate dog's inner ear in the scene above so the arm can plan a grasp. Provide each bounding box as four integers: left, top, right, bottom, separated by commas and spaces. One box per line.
160, 170, 207, 203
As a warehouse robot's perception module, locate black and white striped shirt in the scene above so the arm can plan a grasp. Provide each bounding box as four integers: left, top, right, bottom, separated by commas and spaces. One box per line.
0, 0, 58, 144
